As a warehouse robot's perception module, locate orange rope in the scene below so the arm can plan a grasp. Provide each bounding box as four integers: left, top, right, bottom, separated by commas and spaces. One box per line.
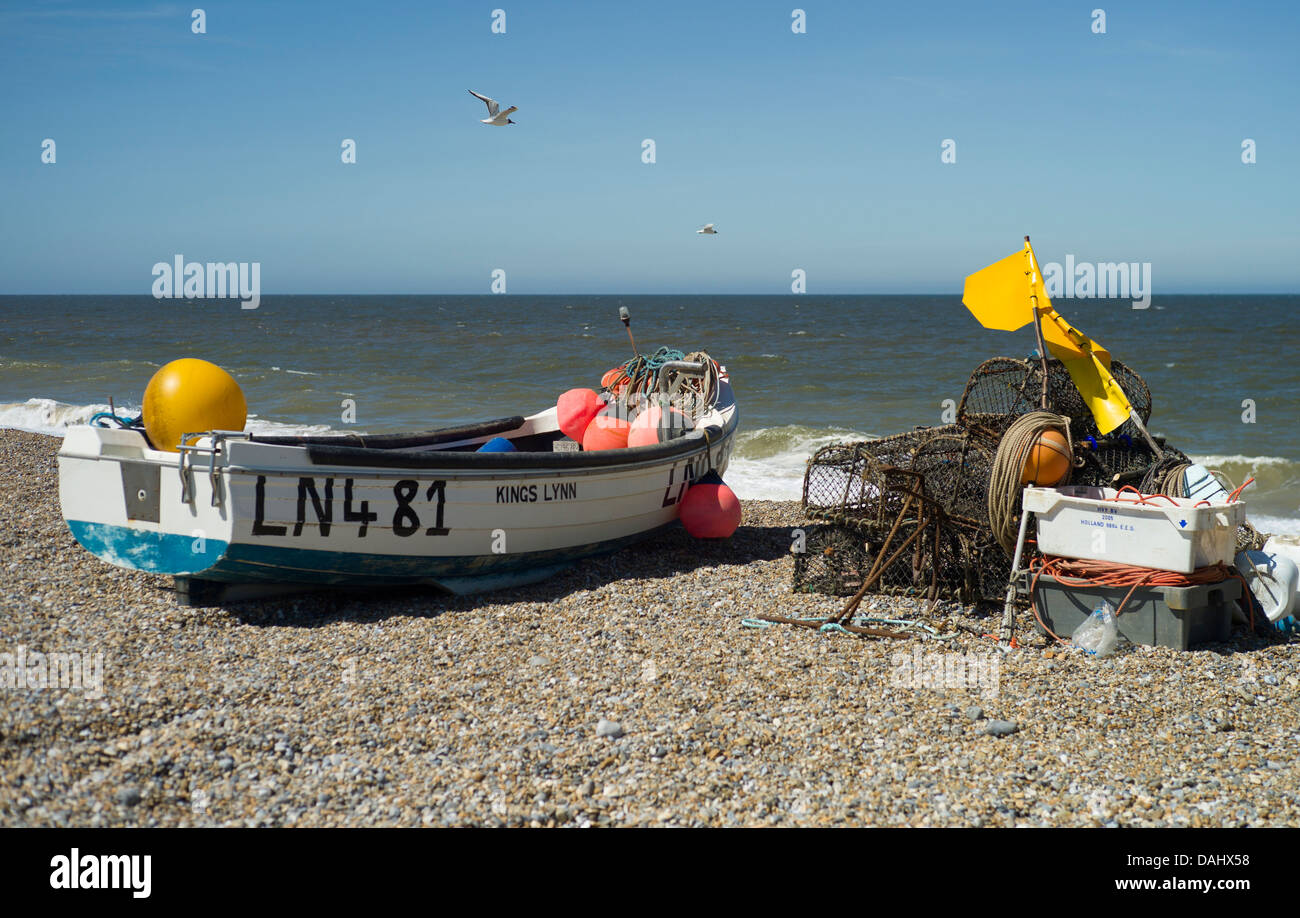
1108, 486, 1181, 506
1027, 555, 1252, 644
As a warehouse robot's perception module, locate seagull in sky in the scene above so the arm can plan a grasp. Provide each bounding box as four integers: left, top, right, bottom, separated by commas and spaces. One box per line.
468, 89, 517, 125
697, 223, 718, 234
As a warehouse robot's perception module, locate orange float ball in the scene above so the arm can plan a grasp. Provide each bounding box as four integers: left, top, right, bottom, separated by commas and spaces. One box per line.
627, 405, 692, 447
581, 408, 631, 451
1021, 429, 1072, 486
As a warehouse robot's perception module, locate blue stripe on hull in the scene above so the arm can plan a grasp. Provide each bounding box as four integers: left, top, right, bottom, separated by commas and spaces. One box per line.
66, 520, 229, 576
67, 519, 676, 588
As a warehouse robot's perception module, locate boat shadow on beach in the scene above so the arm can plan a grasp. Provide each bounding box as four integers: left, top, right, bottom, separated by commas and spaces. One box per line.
212, 520, 797, 628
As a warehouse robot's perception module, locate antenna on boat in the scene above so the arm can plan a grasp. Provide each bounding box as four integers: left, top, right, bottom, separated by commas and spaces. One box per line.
619, 306, 638, 356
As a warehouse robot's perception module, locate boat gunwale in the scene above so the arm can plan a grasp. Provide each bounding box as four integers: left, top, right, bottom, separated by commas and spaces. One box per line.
276, 418, 735, 472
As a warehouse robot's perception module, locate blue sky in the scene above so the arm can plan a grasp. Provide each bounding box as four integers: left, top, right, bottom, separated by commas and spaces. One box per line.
2, 0, 1297, 293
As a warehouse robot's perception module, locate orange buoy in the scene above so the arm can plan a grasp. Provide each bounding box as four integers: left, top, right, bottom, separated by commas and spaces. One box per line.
142, 358, 247, 452
679, 470, 742, 538
1021, 429, 1072, 486
557, 388, 604, 442
600, 367, 626, 390
581, 405, 632, 451
627, 405, 692, 447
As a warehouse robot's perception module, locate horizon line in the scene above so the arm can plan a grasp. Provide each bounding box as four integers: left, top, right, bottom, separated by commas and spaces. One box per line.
4, 291, 1299, 297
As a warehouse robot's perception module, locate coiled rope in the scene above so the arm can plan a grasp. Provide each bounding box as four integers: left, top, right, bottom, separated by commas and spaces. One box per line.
988, 411, 1073, 555
606, 346, 686, 397
1141, 457, 1190, 499
89, 411, 143, 429
603, 346, 722, 419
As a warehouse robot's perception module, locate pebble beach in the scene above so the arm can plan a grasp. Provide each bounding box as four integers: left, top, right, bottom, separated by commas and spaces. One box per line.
2, 428, 1298, 828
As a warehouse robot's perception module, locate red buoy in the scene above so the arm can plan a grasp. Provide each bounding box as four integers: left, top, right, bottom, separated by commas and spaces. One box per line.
557, 388, 604, 442
679, 470, 742, 538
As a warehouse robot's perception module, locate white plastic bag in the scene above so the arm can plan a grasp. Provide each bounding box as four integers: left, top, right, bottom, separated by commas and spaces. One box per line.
1072, 600, 1118, 657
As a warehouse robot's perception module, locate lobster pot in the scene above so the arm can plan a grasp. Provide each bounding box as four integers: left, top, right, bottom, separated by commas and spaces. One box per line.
910, 431, 997, 527
792, 524, 874, 597
957, 357, 1152, 441
802, 427, 955, 525
792, 519, 948, 599
792, 517, 1005, 603
1070, 439, 1192, 491
959, 529, 1015, 604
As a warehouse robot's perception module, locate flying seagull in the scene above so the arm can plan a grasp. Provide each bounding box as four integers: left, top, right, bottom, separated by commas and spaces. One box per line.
468, 89, 517, 126
697, 223, 718, 234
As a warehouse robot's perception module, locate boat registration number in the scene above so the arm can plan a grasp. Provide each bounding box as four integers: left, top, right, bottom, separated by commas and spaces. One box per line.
252, 475, 449, 538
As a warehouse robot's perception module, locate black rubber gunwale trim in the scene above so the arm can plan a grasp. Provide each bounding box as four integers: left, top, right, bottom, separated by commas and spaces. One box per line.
250, 416, 526, 449
296, 423, 730, 469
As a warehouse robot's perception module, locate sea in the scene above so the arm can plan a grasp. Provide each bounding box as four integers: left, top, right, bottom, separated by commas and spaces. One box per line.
2, 294, 1297, 534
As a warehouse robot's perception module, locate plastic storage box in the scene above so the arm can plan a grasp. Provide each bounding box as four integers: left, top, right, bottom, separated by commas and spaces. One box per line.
1024, 485, 1245, 574
1031, 573, 1242, 650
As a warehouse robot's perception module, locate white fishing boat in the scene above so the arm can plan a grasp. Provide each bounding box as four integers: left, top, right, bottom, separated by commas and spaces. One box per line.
58, 359, 738, 602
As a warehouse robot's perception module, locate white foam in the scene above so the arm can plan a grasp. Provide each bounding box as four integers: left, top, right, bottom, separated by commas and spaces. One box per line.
1190, 454, 1292, 468
243, 415, 337, 437
725, 425, 872, 501
0, 398, 140, 436
0, 398, 336, 439
1252, 515, 1300, 538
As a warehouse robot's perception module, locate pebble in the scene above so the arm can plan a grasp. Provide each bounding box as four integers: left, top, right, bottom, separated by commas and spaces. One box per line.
964, 705, 984, 722
596, 719, 624, 739
3, 429, 1298, 828
983, 720, 1018, 737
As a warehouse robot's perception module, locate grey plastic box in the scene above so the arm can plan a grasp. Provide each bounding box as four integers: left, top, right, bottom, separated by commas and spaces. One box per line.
1031, 574, 1242, 650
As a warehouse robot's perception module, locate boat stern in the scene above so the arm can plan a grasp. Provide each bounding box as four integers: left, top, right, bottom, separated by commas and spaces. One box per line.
58, 426, 232, 576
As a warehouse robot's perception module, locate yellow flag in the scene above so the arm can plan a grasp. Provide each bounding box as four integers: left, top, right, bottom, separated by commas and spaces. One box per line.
963, 240, 1134, 435
961, 251, 1040, 331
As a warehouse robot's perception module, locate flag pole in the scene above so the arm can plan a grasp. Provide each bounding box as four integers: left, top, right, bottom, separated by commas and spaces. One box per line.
1024, 236, 1050, 409
1025, 238, 1164, 461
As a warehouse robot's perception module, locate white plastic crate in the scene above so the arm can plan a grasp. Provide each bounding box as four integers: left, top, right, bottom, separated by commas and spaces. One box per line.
1023, 485, 1246, 574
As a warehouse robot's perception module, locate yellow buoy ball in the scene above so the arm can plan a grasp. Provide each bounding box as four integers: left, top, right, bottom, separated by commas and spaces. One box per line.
142, 358, 247, 452
1020, 429, 1072, 487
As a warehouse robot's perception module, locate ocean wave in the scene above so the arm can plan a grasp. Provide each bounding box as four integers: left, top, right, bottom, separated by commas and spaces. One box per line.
0, 398, 140, 435
725, 424, 872, 501
243, 415, 337, 437
0, 398, 336, 439
1255, 516, 1300, 539
1189, 454, 1294, 469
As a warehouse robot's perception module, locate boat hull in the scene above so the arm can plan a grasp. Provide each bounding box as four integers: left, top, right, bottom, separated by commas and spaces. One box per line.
58, 385, 738, 594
